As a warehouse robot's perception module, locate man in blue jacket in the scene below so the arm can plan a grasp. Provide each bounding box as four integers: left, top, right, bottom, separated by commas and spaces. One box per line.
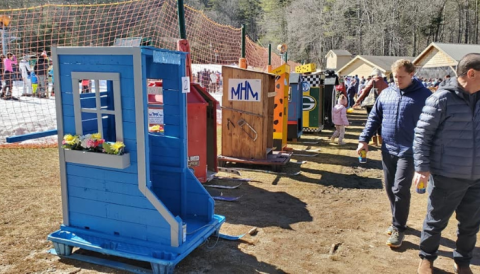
357, 59, 431, 248
414, 54, 480, 274
346, 77, 357, 108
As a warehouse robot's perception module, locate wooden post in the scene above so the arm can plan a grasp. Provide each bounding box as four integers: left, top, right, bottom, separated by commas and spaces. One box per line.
267, 44, 272, 72
239, 24, 247, 69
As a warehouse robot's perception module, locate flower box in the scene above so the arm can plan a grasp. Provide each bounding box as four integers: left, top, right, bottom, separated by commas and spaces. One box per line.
63, 149, 130, 169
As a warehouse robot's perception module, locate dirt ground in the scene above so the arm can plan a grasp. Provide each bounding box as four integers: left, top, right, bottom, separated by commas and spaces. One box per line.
1, 109, 479, 274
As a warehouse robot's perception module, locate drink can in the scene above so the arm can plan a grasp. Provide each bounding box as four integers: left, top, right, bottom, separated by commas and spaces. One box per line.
359, 150, 367, 163
417, 181, 426, 194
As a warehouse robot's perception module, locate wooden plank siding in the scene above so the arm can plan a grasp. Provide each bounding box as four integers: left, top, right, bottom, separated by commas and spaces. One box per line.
66, 163, 172, 245
221, 66, 275, 159
338, 60, 375, 77
415, 48, 457, 68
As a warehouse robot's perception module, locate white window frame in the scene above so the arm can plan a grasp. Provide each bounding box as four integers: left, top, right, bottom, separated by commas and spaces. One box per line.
71, 72, 124, 141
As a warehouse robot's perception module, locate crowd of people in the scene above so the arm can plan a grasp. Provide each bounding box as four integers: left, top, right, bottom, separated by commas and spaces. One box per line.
335, 73, 452, 111
341, 57, 480, 274
193, 68, 222, 93
417, 75, 451, 90
0, 50, 53, 99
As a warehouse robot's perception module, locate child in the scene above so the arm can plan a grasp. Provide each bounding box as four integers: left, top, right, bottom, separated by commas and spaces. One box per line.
81, 79, 90, 93
31, 72, 38, 95
330, 94, 349, 145
48, 65, 54, 96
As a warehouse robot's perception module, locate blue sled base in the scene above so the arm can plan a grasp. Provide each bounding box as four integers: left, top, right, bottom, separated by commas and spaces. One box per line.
48, 215, 225, 274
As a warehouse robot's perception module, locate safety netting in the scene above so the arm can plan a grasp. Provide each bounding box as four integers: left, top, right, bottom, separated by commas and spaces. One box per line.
0, 0, 293, 145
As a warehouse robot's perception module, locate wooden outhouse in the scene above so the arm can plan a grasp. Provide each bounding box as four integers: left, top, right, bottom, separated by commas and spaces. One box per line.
221, 66, 275, 159
47, 46, 224, 273
219, 66, 292, 169
302, 74, 325, 132
287, 72, 303, 141
271, 64, 290, 150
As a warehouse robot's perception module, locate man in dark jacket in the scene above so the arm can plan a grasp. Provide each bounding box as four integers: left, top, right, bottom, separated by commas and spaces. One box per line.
414, 54, 480, 274
357, 59, 431, 248
346, 78, 357, 108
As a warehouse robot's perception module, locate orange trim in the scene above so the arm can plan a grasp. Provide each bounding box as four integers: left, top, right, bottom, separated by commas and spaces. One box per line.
239, 58, 247, 69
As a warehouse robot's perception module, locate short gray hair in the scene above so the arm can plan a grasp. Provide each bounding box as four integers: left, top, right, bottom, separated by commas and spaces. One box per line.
371, 68, 382, 77
457, 53, 480, 77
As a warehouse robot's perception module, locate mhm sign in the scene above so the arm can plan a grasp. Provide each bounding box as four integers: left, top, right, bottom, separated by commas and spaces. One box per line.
228, 79, 262, 102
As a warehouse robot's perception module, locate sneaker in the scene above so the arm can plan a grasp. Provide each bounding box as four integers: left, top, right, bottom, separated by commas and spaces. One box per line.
418, 259, 434, 274
386, 229, 404, 248
385, 225, 394, 235
330, 136, 336, 143
454, 263, 473, 274
338, 141, 346, 145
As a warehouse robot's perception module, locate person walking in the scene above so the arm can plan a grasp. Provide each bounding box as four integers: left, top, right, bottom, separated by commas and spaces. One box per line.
414, 53, 480, 274
19, 55, 33, 96
330, 95, 349, 145
34, 51, 49, 98
2, 52, 17, 99
0, 54, 4, 97
353, 69, 389, 146
356, 59, 431, 248
346, 78, 357, 108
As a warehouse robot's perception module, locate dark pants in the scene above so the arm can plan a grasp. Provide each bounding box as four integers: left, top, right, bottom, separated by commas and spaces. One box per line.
4, 71, 12, 87
419, 175, 480, 267
348, 93, 355, 108
381, 152, 415, 232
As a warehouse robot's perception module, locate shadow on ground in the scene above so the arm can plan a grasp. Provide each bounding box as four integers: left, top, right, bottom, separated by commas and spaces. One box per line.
291, 150, 383, 168
297, 167, 383, 189
209, 182, 313, 230
57, 244, 287, 274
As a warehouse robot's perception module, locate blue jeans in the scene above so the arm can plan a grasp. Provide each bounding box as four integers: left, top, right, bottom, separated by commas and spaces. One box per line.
419, 175, 480, 267
348, 93, 355, 108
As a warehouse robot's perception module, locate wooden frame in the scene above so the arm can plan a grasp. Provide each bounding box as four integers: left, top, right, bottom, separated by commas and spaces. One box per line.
64, 149, 130, 169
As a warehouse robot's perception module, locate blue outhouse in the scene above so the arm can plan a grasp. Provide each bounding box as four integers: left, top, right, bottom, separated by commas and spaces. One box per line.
48, 46, 225, 273
287, 73, 303, 141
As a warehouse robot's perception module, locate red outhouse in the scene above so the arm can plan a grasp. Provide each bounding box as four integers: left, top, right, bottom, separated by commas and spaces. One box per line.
148, 82, 218, 183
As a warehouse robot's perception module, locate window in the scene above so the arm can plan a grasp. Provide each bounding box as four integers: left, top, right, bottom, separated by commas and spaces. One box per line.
71, 72, 123, 142
147, 78, 164, 135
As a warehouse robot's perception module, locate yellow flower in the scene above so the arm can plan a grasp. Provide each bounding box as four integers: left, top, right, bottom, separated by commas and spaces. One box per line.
112, 142, 125, 151
92, 133, 102, 140
149, 125, 160, 132
64, 134, 74, 142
